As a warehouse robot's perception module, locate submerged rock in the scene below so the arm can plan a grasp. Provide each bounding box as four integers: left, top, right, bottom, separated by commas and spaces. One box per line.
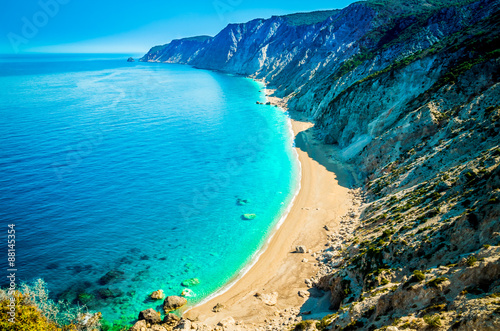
242, 213, 257, 220
138, 308, 162, 324
98, 270, 125, 285
181, 278, 200, 287
96, 288, 123, 299
163, 296, 187, 312
236, 198, 250, 205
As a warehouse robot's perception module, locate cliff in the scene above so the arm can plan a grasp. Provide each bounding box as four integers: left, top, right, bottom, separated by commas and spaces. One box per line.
140, 0, 500, 329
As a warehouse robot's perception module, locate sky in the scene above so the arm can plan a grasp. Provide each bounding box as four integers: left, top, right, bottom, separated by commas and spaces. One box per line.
0, 0, 359, 55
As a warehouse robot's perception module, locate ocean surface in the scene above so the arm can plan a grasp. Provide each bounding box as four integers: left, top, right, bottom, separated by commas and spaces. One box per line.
0, 54, 299, 324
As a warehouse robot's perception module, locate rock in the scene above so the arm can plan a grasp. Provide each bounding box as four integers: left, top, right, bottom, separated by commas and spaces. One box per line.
236, 198, 249, 205
163, 296, 187, 312
150, 289, 164, 300
163, 313, 181, 327
181, 278, 200, 287
129, 320, 147, 331
295, 246, 307, 253
212, 303, 225, 312
218, 316, 235, 327
173, 319, 192, 330
324, 225, 330, 231
127, 57, 135, 62
298, 290, 310, 298
242, 213, 257, 220
386, 327, 399, 331
302, 258, 308, 262
98, 270, 125, 285
97, 288, 123, 299
150, 325, 168, 331
138, 308, 162, 324
255, 292, 278, 306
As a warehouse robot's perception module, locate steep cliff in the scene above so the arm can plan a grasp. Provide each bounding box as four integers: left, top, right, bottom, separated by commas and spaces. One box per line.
140, 0, 500, 329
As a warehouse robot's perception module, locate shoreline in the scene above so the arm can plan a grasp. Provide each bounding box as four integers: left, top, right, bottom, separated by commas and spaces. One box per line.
185, 91, 303, 311
184, 88, 353, 327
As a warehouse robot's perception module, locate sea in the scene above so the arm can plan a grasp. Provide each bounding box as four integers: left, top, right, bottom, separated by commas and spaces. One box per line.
0, 53, 300, 325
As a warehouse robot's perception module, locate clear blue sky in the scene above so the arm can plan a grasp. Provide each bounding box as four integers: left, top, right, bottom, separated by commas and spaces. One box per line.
1, 0, 359, 55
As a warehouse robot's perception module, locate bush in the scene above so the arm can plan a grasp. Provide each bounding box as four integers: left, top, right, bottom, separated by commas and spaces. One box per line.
412, 270, 426, 282
424, 314, 442, 327
466, 255, 477, 266
427, 277, 448, 288
0, 279, 99, 331
295, 320, 317, 330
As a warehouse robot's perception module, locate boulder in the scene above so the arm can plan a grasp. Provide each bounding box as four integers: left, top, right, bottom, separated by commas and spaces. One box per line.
173, 319, 192, 330
255, 292, 278, 306
218, 316, 235, 327
163, 313, 181, 327
242, 213, 257, 220
150, 289, 164, 300
212, 303, 225, 312
138, 308, 162, 325
127, 57, 135, 62
163, 296, 187, 312
298, 290, 310, 298
129, 320, 147, 331
295, 245, 307, 253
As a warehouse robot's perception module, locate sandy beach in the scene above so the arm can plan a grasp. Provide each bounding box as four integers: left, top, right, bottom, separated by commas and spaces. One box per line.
184, 109, 354, 327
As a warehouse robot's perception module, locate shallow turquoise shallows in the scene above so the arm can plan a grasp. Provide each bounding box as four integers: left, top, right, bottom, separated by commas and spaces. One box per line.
0, 54, 299, 324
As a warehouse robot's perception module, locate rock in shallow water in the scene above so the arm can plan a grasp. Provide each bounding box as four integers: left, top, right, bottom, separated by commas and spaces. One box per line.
163, 296, 187, 313
150, 289, 164, 300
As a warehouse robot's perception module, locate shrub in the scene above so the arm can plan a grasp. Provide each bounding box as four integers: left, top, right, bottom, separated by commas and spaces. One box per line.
423, 314, 442, 327
427, 277, 448, 288
412, 270, 426, 282
466, 255, 477, 266
0, 279, 98, 331
295, 320, 317, 330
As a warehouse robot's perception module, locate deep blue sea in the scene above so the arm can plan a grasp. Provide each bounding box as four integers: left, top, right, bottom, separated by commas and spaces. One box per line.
0, 54, 299, 324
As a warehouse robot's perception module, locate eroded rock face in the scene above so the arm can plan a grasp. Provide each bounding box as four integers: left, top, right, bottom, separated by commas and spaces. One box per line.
163, 296, 187, 313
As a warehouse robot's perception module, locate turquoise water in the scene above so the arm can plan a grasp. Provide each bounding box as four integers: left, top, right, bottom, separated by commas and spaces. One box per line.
0, 54, 299, 323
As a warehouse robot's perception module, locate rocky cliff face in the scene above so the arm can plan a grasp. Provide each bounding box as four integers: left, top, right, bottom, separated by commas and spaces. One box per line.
141, 0, 500, 329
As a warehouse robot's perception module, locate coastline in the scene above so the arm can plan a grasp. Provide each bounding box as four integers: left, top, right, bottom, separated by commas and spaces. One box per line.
184, 89, 354, 327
